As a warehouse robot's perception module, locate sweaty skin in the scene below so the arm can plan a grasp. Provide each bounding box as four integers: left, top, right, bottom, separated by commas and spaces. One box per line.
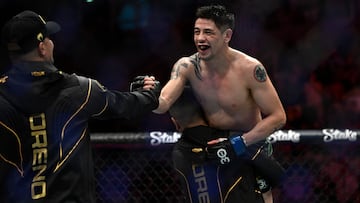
154, 18, 286, 146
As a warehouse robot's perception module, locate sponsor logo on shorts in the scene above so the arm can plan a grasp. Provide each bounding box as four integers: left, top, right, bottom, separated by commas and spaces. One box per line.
256, 178, 268, 190
192, 164, 210, 203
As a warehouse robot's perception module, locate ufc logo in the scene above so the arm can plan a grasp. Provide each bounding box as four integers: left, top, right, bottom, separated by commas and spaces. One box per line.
216, 148, 230, 164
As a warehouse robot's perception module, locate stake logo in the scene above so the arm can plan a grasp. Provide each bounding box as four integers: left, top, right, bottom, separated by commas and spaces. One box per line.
322, 129, 357, 142
150, 132, 181, 146
267, 130, 300, 143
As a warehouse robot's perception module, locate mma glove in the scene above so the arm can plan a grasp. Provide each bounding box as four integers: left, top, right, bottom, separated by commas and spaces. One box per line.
129, 75, 161, 110
130, 76, 146, 91
206, 134, 247, 165
151, 80, 161, 99
130, 75, 161, 94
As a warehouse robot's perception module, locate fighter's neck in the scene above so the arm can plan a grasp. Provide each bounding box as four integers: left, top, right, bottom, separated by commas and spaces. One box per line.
201, 51, 233, 73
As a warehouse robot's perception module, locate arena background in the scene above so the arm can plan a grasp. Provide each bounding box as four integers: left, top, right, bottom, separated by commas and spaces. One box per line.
1, 0, 359, 202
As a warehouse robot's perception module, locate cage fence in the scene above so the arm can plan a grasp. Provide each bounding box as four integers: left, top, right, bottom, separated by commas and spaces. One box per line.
91, 129, 360, 203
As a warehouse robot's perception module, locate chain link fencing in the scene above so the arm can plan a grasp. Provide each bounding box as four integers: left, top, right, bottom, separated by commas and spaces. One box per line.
91, 130, 360, 203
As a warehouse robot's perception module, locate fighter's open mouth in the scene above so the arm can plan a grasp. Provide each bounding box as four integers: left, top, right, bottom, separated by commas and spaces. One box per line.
198, 45, 210, 51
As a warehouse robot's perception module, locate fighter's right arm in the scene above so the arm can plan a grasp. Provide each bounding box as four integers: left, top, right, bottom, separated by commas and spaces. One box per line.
153, 57, 191, 114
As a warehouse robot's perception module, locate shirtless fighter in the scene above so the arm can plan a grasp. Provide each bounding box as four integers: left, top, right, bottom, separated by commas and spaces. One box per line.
154, 4, 286, 203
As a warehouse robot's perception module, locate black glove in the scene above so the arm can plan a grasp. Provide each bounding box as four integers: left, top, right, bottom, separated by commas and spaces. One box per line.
129, 77, 161, 111
130, 76, 146, 91
206, 134, 247, 165
151, 80, 161, 99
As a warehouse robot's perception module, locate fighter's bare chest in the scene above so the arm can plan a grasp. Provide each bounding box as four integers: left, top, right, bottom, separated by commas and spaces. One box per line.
191, 73, 249, 108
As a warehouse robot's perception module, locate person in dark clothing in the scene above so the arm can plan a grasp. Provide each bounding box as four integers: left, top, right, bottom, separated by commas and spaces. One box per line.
0, 10, 160, 203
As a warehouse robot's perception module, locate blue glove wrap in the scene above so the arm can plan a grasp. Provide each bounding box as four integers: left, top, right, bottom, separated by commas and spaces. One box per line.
229, 135, 246, 156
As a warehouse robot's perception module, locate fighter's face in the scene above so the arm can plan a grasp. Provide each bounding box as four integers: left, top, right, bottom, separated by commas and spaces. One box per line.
193, 18, 227, 61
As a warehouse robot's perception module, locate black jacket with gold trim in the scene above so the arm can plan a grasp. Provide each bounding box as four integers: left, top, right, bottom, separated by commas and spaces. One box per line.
0, 61, 159, 203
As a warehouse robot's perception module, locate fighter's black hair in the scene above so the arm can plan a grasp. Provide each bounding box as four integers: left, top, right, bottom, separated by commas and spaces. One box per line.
195, 4, 235, 31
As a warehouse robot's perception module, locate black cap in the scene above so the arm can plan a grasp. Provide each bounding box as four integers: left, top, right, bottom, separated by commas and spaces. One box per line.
1, 10, 61, 54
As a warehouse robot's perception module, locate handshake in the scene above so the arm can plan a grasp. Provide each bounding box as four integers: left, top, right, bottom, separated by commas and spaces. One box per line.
130, 75, 161, 93
206, 134, 247, 165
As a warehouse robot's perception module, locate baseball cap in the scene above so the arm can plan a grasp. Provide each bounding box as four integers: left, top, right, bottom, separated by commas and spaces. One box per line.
1, 10, 61, 54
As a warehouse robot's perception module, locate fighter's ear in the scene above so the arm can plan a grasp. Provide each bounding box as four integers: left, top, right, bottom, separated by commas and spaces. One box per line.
223, 28, 232, 43
38, 41, 46, 56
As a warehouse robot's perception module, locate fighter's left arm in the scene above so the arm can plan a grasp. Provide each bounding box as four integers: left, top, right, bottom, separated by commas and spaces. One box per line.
242, 64, 287, 145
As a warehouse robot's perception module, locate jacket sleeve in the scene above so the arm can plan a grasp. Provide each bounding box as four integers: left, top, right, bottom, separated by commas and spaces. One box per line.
83, 77, 159, 120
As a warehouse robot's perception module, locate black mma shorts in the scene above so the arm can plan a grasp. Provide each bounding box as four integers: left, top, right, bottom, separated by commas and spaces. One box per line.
172, 126, 265, 203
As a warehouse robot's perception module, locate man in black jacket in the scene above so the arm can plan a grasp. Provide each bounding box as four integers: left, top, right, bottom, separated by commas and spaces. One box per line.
0, 10, 160, 203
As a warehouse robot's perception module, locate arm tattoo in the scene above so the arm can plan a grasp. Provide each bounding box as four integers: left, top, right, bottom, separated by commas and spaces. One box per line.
170, 62, 188, 80
253, 65, 267, 82
190, 53, 202, 81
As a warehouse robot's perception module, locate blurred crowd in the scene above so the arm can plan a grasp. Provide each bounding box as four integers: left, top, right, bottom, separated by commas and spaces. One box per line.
1, 0, 359, 131
1, 1, 358, 202
272, 141, 359, 203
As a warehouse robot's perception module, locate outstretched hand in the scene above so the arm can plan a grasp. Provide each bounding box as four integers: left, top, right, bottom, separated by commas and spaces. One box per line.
130, 75, 158, 91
